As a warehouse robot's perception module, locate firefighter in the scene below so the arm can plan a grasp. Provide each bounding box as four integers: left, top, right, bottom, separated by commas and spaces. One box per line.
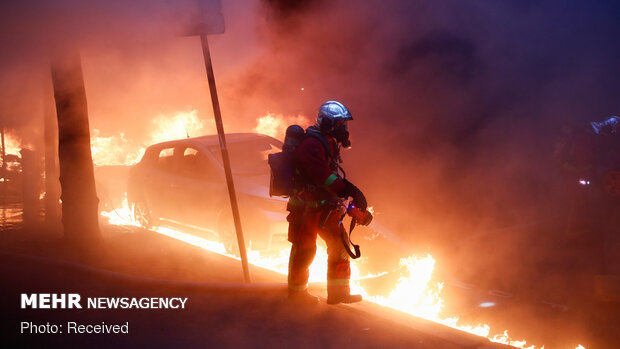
554, 121, 597, 236
589, 116, 620, 275
554, 115, 620, 274
287, 100, 370, 305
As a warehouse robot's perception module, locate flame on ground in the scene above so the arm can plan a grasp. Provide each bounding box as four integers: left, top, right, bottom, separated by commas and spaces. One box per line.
100, 197, 584, 349
101, 197, 352, 283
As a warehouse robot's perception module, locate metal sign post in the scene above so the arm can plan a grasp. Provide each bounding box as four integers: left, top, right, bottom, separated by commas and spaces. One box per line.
1, 126, 4, 178
199, 33, 251, 283
175, 0, 250, 282
1, 126, 5, 219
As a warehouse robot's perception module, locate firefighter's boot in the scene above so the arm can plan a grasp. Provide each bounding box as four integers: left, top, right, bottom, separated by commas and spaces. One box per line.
288, 289, 320, 305
327, 288, 363, 305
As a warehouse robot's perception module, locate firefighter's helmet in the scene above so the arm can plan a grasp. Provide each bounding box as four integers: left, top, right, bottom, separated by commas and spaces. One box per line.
591, 115, 620, 135
316, 101, 353, 132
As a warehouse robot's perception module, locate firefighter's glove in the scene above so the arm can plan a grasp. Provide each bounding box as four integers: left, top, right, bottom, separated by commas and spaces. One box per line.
343, 179, 367, 211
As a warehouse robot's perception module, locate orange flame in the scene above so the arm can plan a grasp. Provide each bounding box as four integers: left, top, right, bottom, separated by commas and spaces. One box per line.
254, 112, 311, 140
100, 200, 586, 349
90, 129, 145, 166
149, 109, 211, 144
1, 132, 25, 156
91, 110, 211, 166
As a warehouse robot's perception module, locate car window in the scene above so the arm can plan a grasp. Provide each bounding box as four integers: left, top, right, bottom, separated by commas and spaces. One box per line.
207, 138, 282, 176
157, 147, 177, 172
179, 147, 220, 181
184, 148, 198, 157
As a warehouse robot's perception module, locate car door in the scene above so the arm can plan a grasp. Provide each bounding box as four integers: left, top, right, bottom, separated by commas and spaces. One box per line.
142, 146, 180, 220
165, 146, 228, 234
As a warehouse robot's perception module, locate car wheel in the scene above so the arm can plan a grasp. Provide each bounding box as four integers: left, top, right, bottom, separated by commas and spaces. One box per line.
133, 199, 155, 229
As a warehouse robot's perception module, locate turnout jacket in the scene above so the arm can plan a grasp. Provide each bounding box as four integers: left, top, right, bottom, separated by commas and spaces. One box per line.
289, 131, 347, 207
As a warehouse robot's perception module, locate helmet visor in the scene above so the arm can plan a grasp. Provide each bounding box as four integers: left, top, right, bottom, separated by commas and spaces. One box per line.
334, 119, 348, 129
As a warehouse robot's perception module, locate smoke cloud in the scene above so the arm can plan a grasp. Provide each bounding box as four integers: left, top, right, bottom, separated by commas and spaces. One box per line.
226, 0, 620, 240
218, 0, 620, 293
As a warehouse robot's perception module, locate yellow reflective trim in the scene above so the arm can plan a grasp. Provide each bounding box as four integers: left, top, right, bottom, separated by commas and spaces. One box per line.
289, 197, 304, 206
323, 173, 338, 188
288, 284, 308, 291
327, 279, 350, 287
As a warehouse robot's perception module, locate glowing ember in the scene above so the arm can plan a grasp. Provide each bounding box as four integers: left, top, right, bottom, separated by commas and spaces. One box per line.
254, 112, 311, 139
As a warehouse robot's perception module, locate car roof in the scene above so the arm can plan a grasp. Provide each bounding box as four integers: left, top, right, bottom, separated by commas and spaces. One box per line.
145, 133, 279, 151
139, 133, 283, 165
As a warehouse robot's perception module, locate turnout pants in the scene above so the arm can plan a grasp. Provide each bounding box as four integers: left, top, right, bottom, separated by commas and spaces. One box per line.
287, 206, 351, 295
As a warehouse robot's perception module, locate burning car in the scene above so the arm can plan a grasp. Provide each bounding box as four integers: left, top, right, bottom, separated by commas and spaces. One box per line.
123, 131, 406, 274
127, 133, 288, 252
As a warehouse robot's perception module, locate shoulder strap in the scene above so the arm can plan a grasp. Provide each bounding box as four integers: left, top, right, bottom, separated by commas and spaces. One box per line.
305, 127, 332, 162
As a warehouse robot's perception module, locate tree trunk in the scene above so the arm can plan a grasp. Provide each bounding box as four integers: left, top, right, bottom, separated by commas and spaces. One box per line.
44, 85, 61, 228
50, 53, 101, 244
1, 126, 5, 224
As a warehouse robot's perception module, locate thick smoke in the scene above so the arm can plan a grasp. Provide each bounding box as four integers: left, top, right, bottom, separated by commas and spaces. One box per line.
0, 0, 257, 144
220, 0, 620, 286
226, 0, 620, 225
1, 0, 618, 283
